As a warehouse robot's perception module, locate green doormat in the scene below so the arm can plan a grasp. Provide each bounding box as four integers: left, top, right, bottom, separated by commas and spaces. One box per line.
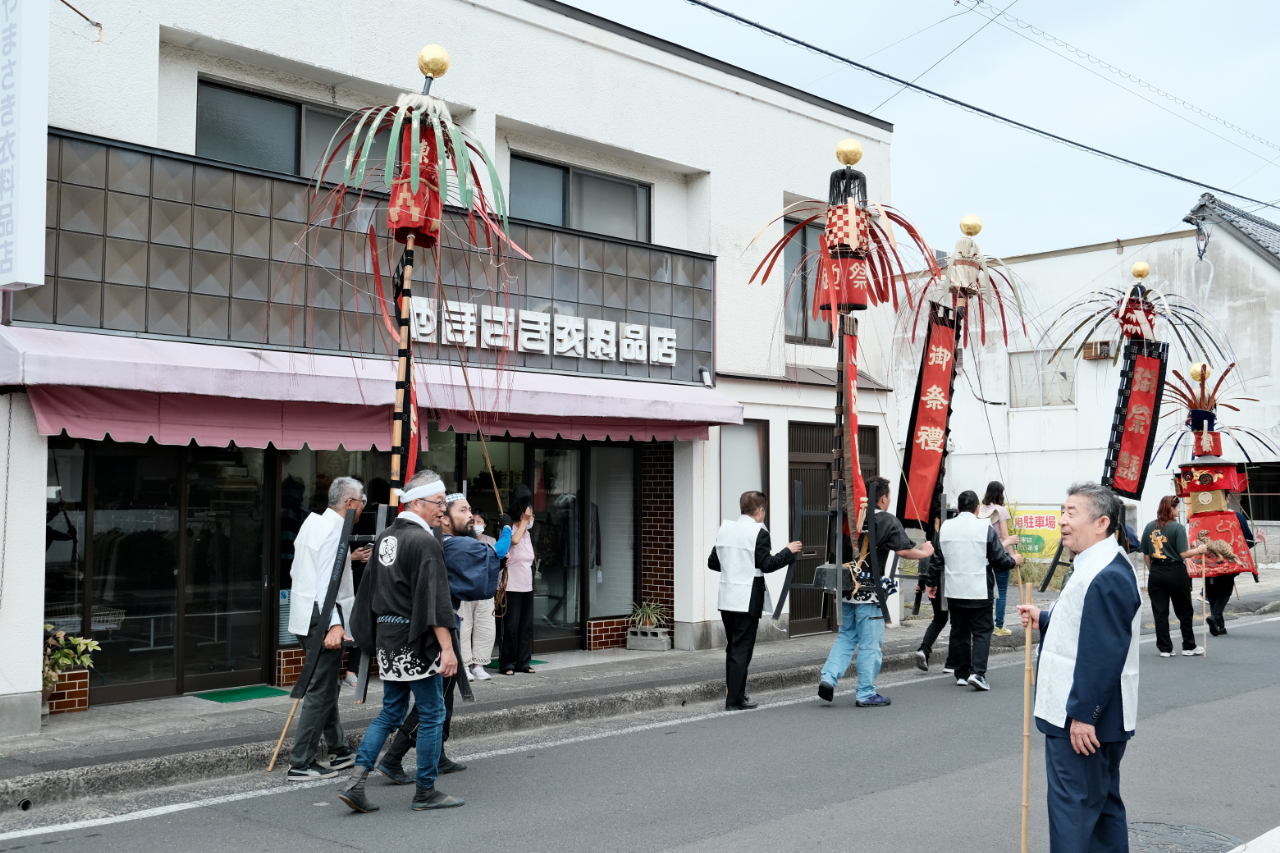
486, 658, 547, 670
194, 685, 290, 703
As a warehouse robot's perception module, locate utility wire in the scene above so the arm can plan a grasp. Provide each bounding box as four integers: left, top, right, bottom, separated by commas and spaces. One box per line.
680, 0, 1280, 213
966, 0, 1280, 155
806, 8, 974, 87
872, 0, 1019, 113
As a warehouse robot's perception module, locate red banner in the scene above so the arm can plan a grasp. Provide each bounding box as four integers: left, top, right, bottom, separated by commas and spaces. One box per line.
1103, 340, 1167, 499
897, 303, 958, 528
843, 319, 867, 529
1187, 510, 1257, 578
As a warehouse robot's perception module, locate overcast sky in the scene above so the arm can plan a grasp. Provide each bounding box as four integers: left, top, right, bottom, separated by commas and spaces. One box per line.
567, 0, 1280, 258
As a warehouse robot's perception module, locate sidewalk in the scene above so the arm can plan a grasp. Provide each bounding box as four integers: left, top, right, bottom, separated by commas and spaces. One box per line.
2, 577, 1275, 815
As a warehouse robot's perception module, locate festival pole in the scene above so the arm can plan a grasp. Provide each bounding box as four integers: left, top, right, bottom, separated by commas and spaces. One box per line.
1021, 581, 1033, 853
389, 233, 416, 514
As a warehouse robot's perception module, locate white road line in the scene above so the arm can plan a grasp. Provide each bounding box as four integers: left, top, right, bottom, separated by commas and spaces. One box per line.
5, 613, 1277, 842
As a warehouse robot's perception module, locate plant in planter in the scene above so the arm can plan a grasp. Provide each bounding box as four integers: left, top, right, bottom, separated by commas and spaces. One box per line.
43, 624, 100, 703
626, 601, 672, 651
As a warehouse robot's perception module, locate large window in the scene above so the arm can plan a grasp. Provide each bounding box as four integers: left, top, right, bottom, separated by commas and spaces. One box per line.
783, 219, 832, 346
509, 155, 651, 242
196, 81, 357, 179
1009, 351, 1076, 408
721, 421, 769, 522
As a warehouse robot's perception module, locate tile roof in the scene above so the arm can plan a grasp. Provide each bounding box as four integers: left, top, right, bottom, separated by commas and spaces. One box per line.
1185, 193, 1280, 259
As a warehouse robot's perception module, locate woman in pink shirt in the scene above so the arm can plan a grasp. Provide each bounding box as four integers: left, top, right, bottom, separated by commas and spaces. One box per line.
500, 495, 536, 675
977, 481, 1016, 636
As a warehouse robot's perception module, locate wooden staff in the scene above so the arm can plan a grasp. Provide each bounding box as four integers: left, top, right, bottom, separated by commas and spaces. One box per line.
1020, 581, 1033, 853
267, 699, 301, 772
1201, 554, 1208, 656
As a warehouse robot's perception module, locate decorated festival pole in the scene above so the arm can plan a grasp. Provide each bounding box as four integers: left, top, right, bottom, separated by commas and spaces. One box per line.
389, 233, 416, 512
1020, 581, 1033, 853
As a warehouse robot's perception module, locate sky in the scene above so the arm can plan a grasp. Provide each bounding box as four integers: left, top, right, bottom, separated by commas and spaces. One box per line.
565, 0, 1280, 258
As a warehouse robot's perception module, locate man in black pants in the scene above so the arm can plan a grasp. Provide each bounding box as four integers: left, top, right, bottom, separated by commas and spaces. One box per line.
913, 555, 956, 674
708, 491, 801, 710
1205, 510, 1255, 636
1141, 496, 1206, 657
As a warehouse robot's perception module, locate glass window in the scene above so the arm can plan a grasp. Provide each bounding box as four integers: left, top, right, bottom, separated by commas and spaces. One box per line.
1010, 351, 1076, 408
303, 108, 347, 181
196, 82, 300, 174
530, 447, 582, 643
465, 436, 523, 519
783, 219, 830, 346
589, 446, 635, 618
572, 171, 646, 242
510, 157, 567, 227
44, 441, 87, 638
720, 421, 769, 522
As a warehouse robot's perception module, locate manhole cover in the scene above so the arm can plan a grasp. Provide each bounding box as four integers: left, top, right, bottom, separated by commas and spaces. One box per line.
1129, 821, 1241, 853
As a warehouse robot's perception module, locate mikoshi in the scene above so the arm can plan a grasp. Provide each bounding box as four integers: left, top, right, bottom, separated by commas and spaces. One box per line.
750, 139, 939, 625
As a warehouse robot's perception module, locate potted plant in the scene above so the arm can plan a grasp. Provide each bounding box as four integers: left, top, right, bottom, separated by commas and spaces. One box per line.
625, 601, 672, 651
42, 624, 99, 714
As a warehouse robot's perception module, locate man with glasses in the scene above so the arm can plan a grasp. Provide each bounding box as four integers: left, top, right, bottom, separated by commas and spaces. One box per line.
286, 477, 373, 780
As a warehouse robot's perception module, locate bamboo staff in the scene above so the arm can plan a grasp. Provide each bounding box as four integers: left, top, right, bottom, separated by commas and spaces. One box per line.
388, 234, 417, 512
1200, 553, 1209, 656
1020, 580, 1033, 853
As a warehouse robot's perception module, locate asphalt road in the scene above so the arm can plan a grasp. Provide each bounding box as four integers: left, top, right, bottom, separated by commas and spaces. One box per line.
4, 616, 1279, 853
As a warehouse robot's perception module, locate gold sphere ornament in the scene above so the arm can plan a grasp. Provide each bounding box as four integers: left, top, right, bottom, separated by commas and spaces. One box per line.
960, 215, 983, 237
417, 44, 451, 78
1190, 362, 1210, 383
836, 138, 863, 166
1131, 261, 1150, 279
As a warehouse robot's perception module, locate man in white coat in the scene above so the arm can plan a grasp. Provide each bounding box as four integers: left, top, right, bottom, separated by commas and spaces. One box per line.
286, 476, 373, 780
708, 491, 801, 710
1018, 483, 1141, 853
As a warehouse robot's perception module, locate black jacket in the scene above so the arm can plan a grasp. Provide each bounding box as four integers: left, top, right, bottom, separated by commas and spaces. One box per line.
708, 528, 796, 618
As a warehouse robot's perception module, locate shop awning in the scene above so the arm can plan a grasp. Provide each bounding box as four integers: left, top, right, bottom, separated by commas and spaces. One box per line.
0, 326, 741, 448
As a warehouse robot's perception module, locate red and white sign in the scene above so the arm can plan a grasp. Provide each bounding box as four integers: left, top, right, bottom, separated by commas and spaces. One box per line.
898, 304, 958, 526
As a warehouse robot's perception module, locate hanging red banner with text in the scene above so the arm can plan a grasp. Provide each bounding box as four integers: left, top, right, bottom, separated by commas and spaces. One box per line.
897, 303, 959, 530
842, 314, 867, 531
1102, 339, 1168, 500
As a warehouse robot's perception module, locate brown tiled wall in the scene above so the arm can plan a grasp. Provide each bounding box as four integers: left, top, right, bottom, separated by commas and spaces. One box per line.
48, 669, 89, 715
640, 443, 675, 620
276, 647, 305, 688
587, 617, 629, 650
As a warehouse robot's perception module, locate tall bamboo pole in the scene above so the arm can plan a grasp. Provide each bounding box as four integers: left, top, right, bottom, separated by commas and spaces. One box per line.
1021, 581, 1033, 853
1201, 554, 1209, 656
389, 234, 416, 511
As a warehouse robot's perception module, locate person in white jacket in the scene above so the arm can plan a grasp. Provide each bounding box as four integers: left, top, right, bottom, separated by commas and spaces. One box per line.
708, 491, 801, 711
286, 476, 372, 781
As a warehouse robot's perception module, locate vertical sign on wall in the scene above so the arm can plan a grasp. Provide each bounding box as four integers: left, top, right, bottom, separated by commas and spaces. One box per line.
0, 0, 48, 291
897, 302, 959, 531
1101, 339, 1168, 499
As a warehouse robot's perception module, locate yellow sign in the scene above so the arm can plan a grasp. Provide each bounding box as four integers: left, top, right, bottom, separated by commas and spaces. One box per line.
1011, 509, 1062, 559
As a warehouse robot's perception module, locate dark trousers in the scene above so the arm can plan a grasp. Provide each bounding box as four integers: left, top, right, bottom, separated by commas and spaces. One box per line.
1149, 564, 1196, 652
499, 590, 534, 672
383, 673, 458, 767
288, 606, 346, 769
721, 610, 759, 707
947, 601, 993, 679
918, 595, 954, 668
1205, 574, 1235, 632
1045, 735, 1129, 853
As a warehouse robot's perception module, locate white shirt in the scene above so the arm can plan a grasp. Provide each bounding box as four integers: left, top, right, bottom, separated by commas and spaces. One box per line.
287, 508, 355, 636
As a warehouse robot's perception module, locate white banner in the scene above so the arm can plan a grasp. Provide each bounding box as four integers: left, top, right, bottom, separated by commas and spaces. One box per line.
0, 0, 48, 291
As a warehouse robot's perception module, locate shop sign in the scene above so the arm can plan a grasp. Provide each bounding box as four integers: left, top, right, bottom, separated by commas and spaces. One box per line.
0, 0, 47, 291
1011, 508, 1061, 559
408, 297, 678, 366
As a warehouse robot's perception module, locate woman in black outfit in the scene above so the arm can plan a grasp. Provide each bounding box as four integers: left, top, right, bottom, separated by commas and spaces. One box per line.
1140, 495, 1207, 657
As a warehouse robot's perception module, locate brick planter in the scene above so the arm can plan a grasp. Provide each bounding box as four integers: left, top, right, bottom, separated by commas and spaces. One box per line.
47, 668, 89, 715
276, 647, 305, 688
587, 618, 629, 650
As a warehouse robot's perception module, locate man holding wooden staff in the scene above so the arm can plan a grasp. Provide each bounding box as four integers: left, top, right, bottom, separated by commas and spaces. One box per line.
1018, 483, 1141, 853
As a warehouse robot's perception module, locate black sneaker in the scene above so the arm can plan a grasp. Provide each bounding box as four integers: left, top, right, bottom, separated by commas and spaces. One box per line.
411, 786, 464, 810
914, 650, 929, 672
817, 681, 834, 703
329, 747, 356, 770
967, 674, 991, 692
288, 762, 338, 781
855, 694, 891, 707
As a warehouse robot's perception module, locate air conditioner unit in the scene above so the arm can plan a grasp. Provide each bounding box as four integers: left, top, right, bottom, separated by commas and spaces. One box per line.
1083, 341, 1112, 360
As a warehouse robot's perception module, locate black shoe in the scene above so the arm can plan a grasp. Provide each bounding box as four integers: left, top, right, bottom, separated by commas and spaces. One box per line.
376, 761, 411, 785
328, 747, 356, 770
337, 767, 380, 812
724, 700, 758, 710
288, 761, 338, 781
412, 786, 464, 810
437, 751, 467, 775
855, 694, 891, 707
914, 650, 929, 672
817, 681, 834, 703
1209, 620, 1220, 636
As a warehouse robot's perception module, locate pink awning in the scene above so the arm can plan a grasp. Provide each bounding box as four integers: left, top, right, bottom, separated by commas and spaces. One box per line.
1, 326, 740, 448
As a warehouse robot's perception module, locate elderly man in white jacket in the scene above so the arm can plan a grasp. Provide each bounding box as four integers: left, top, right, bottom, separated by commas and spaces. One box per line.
708, 491, 801, 711
286, 476, 372, 781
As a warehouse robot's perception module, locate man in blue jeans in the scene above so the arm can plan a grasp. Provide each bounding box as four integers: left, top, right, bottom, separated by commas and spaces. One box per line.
338, 470, 463, 813
818, 477, 933, 707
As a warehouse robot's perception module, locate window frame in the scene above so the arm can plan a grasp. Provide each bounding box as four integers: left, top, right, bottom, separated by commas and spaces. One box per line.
1008, 350, 1077, 409
509, 153, 652, 243
783, 217, 832, 348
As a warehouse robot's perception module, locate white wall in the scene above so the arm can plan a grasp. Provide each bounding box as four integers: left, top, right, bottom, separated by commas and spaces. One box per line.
0, 395, 50, 737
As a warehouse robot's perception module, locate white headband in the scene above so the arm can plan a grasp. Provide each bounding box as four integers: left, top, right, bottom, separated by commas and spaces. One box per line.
396, 481, 446, 503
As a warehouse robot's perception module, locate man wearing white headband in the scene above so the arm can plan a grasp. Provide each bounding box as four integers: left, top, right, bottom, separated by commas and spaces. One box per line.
339, 469, 463, 813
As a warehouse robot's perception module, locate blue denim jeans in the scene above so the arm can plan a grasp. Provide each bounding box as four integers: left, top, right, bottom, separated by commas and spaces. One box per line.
820, 601, 884, 701
994, 569, 1011, 628
354, 674, 445, 789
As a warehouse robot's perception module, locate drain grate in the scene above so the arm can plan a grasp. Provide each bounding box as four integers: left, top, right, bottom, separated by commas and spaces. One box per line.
1129, 821, 1241, 853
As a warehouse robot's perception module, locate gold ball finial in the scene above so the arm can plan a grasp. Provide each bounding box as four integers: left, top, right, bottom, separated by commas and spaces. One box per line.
1131, 261, 1150, 279
960, 215, 983, 237
1190, 362, 1211, 383
836, 138, 863, 166
417, 44, 451, 78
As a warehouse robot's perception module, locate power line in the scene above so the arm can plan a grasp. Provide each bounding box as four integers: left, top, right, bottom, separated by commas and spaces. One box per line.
681, 0, 1280, 213
806, 7, 974, 87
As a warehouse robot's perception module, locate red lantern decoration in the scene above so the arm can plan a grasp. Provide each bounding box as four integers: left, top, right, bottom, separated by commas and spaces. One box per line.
387, 129, 443, 247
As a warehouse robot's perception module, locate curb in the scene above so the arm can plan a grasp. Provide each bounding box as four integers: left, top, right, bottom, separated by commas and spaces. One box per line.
0, 636, 1019, 815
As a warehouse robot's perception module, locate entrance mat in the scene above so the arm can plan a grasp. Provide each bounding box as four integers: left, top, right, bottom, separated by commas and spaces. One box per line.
194, 685, 291, 703
486, 659, 547, 670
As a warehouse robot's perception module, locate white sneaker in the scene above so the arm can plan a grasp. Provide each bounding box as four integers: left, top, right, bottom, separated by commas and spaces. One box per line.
956, 678, 968, 686
943, 667, 955, 675
1159, 652, 1174, 658
464, 665, 475, 682
1183, 647, 1205, 656
473, 664, 492, 681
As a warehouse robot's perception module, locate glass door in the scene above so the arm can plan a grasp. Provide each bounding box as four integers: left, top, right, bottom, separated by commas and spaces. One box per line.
529, 447, 583, 650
